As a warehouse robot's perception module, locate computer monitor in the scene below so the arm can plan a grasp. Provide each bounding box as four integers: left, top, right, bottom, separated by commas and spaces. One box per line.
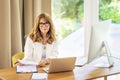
87, 19, 114, 67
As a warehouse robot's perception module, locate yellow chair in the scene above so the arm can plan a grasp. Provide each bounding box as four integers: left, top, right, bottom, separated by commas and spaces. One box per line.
12, 52, 24, 67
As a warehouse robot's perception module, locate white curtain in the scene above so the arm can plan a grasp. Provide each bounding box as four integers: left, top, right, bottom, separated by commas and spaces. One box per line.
0, 0, 51, 69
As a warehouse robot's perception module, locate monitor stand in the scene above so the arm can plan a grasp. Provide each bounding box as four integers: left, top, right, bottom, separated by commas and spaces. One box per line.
93, 41, 114, 68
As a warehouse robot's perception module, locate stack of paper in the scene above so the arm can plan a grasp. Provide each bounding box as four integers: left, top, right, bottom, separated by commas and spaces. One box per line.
31, 73, 48, 80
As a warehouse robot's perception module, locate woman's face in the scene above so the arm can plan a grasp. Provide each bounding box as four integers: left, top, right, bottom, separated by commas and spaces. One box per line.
39, 18, 50, 35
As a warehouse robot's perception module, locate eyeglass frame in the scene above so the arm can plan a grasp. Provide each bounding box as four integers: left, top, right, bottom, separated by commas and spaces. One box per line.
39, 22, 50, 27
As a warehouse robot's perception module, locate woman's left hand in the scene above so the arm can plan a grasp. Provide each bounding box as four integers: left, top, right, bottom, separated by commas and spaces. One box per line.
37, 60, 46, 67
37, 59, 50, 67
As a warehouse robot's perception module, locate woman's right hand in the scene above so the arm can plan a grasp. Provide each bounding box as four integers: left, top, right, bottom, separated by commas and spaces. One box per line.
37, 60, 46, 67
15, 61, 25, 66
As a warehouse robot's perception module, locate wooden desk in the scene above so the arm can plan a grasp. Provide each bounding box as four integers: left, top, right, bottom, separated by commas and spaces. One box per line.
0, 59, 120, 80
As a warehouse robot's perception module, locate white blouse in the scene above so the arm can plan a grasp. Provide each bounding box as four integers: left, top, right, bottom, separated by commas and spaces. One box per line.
41, 44, 46, 59
22, 37, 59, 63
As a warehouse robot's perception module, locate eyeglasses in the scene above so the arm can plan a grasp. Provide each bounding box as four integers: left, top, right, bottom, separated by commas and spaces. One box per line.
39, 22, 50, 27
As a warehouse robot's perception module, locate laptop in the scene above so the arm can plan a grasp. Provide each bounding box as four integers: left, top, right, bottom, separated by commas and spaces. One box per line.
43, 57, 76, 73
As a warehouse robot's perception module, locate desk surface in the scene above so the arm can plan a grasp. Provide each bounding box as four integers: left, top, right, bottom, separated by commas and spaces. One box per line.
1, 59, 120, 80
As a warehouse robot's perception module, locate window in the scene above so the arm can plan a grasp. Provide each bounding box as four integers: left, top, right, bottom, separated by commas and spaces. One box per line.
52, 0, 84, 57
99, 0, 120, 56
99, 0, 120, 23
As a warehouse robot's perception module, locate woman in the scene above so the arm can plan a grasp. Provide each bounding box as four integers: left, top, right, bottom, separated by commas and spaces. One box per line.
20, 13, 59, 67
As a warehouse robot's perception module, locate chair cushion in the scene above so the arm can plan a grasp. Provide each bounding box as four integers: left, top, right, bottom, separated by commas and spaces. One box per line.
12, 52, 24, 67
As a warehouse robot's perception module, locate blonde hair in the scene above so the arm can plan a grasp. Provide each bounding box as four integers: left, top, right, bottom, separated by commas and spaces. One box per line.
28, 13, 56, 44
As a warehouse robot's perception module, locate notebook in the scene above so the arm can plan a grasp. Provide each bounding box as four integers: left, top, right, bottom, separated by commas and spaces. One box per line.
16, 65, 38, 73
43, 57, 76, 73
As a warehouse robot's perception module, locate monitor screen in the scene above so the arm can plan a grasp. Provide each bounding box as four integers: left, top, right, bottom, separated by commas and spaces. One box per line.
87, 19, 112, 63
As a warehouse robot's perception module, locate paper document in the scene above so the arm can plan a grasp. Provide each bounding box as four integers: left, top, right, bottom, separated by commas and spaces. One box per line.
16, 65, 38, 73
31, 73, 48, 80
18, 60, 38, 65
75, 57, 87, 67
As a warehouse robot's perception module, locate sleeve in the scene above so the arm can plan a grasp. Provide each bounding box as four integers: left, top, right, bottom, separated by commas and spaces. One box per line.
50, 37, 59, 58
22, 37, 34, 61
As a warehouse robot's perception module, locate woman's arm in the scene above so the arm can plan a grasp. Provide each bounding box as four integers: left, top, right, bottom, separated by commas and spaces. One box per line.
16, 37, 34, 66
50, 37, 59, 58
22, 37, 34, 61
37, 58, 51, 67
